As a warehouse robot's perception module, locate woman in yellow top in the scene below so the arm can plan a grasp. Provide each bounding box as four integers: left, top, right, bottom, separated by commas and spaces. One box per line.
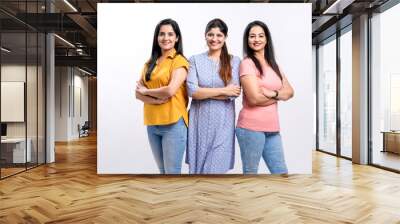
136, 19, 189, 174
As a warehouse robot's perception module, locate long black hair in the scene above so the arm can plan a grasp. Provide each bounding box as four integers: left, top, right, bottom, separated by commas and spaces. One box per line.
145, 18, 184, 81
243, 20, 282, 80
205, 18, 232, 86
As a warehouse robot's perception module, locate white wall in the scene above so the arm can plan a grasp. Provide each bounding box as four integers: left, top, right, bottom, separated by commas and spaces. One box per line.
55, 67, 69, 141
98, 3, 313, 174
55, 67, 89, 141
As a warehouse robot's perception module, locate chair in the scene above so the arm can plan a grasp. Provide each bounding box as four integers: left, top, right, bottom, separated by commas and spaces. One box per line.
79, 121, 90, 138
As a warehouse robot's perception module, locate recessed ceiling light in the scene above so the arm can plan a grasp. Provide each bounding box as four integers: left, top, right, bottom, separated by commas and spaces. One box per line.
1, 47, 11, 53
78, 67, 93, 76
63, 0, 78, 12
322, 0, 354, 15
54, 34, 75, 48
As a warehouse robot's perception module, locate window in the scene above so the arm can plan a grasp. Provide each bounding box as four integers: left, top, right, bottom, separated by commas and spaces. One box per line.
318, 36, 337, 154
0, 1, 46, 179
340, 28, 352, 158
371, 2, 400, 171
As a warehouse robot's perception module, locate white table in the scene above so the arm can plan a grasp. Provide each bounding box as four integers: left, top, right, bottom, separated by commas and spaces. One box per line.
1, 138, 31, 163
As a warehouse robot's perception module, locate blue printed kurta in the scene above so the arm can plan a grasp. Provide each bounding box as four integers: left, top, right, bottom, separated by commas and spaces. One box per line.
186, 52, 240, 174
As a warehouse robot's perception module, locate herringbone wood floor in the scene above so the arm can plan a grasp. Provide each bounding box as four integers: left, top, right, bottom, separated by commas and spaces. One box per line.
1, 135, 400, 224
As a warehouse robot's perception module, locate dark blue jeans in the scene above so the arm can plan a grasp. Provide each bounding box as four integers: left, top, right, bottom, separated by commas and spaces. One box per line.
236, 127, 288, 174
147, 118, 187, 174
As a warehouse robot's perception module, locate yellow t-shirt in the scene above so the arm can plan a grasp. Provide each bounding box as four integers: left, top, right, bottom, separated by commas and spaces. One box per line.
141, 50, 189, 126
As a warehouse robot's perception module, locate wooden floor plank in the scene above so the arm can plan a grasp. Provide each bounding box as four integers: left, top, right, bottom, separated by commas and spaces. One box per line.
0, 135, 400, 223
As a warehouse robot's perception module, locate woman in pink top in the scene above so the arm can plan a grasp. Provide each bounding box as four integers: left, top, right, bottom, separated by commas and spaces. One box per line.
236, 21, 294, 174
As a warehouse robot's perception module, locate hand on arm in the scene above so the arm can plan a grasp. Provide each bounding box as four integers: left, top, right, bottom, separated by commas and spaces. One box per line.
137, 67, 188, 100
136, 80, 149, 96
261, 88, 277, 98
274, 75, 294, 101
224, 56, 241, 101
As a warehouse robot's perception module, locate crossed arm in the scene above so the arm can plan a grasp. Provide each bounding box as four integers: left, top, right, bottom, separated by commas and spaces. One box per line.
187, 56, 242, 101
190, 84, 241, 100
135, 67, 187, 104
273, 75, 294, 101
240, 74, 294, 107
135, 90, 167, 105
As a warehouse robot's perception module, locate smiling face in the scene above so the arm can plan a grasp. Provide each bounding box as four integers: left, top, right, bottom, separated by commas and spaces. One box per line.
157, 24, 178, 52
205, 27, 226, 51
248, 25, 267, 52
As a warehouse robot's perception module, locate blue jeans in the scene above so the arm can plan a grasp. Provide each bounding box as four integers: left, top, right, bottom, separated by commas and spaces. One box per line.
236, 127, 288, 174
147, 118, 187, 174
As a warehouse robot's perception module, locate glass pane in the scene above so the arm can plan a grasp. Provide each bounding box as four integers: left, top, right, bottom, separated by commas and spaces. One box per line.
0, 1, 46, 178
371, 4, 400, 171
1, 31, 27, 177
340, 29, 352, 158
26, 0, 40, 169
27, 31, 38, 169
38, 32, 45, 165
318, 37, 337, 154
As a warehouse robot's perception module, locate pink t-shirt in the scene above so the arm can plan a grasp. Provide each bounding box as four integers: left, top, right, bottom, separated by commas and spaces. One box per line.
237, 58, 282, 132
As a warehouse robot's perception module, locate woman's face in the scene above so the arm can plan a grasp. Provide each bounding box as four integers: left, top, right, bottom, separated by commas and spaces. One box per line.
248, 25, 267, 52
205, 27, 226, 51
158, 24, 178, 52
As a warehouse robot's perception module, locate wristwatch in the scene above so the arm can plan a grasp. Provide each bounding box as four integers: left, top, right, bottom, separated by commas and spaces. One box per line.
273, 90, 279, 99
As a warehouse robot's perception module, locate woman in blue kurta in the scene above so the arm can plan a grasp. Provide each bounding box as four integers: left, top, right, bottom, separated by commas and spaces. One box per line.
186, 19, 241, 174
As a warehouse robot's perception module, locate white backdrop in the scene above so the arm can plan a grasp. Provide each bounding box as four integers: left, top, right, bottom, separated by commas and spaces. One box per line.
98, 3, 313, 174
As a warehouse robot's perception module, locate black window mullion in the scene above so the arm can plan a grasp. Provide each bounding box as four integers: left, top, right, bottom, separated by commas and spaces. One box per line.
36, 0, 39, 168
24, 0, 28, 171
367, 11, 373, 165
336, 29, 341, 157
316, 45, 320, 151
0, 27, 2, 179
